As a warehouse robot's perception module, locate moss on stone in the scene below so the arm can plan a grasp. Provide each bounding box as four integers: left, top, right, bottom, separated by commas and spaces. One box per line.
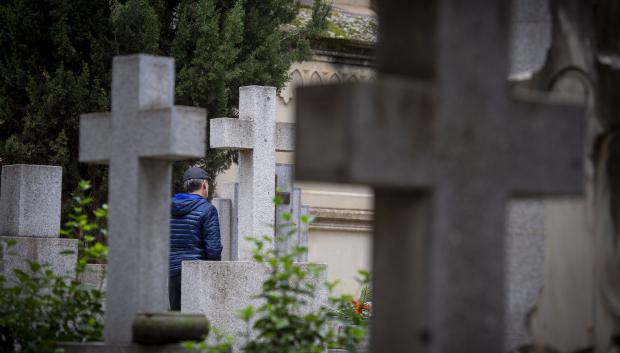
326, 20, 349, 38
292, 7, 377, 43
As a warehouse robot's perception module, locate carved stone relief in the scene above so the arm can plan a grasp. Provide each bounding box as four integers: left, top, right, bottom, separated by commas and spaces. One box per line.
278, 61, 375, 105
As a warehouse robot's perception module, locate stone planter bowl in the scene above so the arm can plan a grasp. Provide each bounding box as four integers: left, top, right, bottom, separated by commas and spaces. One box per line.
132, 312, 209, 345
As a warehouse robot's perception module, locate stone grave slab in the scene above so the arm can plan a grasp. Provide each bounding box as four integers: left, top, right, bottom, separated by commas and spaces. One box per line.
211, 198, 233, 261
275, 163, 306, 260
182, 261, 327, 341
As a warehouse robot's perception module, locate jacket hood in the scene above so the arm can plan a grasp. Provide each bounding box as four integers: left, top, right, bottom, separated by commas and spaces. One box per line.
171, 194, 208, 217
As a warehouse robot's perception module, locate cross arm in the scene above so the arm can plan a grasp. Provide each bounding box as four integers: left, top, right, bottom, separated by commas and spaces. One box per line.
137, 106, 207, 160
79, 112, 111, 164
295, 78, 436, 188
210, 118, 254, 150
508, 92, 585, 197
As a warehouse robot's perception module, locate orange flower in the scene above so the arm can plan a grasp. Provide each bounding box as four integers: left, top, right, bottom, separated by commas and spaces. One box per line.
351, 300, 363, 314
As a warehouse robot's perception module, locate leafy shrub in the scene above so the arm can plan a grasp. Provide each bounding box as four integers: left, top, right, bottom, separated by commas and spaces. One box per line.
60, 180, 108, 272
0, 247, 104, 353
0, 180, 107, 352
184, 195, 367, 353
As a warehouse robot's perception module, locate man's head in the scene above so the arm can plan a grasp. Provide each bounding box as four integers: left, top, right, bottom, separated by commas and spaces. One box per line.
182, 167, 210, 198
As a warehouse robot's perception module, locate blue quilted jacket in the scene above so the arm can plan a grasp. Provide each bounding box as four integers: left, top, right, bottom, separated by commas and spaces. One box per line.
169, 194, 222, 276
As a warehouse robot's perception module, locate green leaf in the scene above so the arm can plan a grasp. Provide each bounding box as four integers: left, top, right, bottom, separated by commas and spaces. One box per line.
80, 197, 94, 205
78, 180, 92, 191
27, 260, 42, 272
237, 305, 255, 321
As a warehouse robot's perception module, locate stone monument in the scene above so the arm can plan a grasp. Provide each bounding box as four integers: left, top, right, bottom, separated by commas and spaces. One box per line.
209, 86, 295, 260
183, 87, 323, 343
294, 1, 584, 352
0, 164, 77, 282
78, 54, 207, 345
275, 163, 308, 261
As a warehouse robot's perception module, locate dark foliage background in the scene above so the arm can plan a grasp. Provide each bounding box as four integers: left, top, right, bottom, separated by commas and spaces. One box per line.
0, 0, 329, 206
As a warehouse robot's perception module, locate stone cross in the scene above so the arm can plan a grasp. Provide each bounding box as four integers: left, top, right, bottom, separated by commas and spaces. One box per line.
295, 1, 584, 352
210, 86, 294, 260
79, 55, 206, 344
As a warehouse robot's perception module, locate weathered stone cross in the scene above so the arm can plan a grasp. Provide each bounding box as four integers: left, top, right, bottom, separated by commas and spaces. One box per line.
210, 86, 294, 260
79, 55, 207, 344
295, 1, 584, 352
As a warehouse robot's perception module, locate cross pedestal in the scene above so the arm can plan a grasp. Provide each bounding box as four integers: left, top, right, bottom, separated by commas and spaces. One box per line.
295, 1, 584, 352
79, 55, 207, 344
209, 86, 294, 260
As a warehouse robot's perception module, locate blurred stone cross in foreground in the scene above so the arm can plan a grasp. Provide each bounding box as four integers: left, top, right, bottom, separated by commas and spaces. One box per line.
79, 55, 207, 344
295, 1, 585, 352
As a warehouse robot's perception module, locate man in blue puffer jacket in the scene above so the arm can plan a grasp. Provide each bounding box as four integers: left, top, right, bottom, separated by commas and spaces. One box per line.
169, 167, 222, 310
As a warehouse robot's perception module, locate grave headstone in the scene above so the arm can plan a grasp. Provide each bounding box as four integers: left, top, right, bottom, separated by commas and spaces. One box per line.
299, 205, 310, 263
0, 165, 77, 281
217, 182, 239, 260
0, 164, 62, 238
209, 87, 295, 260
79, 54, 207, 344
294, 1, 584, 352
275, 163, 306, 261
184, 91, 323, 344
211, 197, 233, 261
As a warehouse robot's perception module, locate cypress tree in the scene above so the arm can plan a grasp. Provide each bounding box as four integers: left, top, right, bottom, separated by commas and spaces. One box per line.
0, 0, 329, 203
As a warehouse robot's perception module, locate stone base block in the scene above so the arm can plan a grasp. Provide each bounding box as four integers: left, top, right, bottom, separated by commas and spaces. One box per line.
61, 342, 185, 353
181, 261, 328, 338
0, 236, 77, 283
0, 164, 63, 238
78, 263, 108, 310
